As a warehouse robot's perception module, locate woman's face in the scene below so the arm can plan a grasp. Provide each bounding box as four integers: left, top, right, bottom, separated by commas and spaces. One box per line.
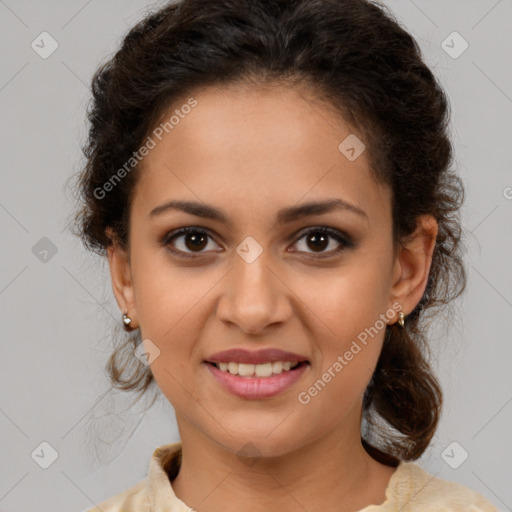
109, 83, 435, 458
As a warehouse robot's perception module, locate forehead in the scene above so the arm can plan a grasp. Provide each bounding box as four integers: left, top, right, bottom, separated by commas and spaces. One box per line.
132, 83, 391, 227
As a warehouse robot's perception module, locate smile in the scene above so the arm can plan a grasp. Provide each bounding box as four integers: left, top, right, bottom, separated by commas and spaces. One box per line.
205, 361, 309, 399
211, 361, 301, 377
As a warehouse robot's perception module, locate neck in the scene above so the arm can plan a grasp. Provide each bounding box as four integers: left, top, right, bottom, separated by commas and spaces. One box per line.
171, 414, 396, 512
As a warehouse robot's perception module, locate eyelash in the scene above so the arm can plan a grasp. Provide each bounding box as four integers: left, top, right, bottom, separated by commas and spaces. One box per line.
161, 226, 354, 259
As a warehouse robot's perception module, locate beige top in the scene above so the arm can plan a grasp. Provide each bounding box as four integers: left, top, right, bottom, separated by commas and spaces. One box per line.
86, 442, 498, 512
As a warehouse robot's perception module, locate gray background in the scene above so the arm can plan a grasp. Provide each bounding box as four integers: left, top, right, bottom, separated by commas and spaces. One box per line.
0, 1, 511, 511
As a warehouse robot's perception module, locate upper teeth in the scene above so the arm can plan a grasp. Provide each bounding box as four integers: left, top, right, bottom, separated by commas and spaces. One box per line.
216, 361, 300, 377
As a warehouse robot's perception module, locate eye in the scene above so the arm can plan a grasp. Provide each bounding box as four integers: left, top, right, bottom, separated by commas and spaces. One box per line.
162, 227, 220, 257
291, 227, 353, 257
162, 226, 354, 258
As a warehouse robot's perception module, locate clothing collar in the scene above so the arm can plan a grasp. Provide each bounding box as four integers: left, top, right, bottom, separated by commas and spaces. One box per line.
145, 441, 420, 511
147, 442, 195, 511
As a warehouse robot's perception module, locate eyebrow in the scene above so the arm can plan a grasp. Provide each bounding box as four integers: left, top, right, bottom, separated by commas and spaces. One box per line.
149, 198, 368, 224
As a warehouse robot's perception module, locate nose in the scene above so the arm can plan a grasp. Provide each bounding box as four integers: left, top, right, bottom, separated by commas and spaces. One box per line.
216, 247, 293, 336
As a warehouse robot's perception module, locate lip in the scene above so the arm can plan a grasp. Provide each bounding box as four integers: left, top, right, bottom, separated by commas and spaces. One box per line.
205, 361, 309, 399
205, 348, 309, 365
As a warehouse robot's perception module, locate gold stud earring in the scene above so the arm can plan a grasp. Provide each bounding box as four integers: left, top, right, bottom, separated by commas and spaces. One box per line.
122, 312, 132, 327
398, 311, 405, 328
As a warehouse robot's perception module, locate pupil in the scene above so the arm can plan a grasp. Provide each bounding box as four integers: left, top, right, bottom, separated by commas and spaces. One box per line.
309, 232, 328, 251
186, 232, 207, 251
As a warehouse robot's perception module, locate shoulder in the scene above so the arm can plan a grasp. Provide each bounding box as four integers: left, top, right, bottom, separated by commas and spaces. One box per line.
385, 462, 499, 511
84, 478, 148, 512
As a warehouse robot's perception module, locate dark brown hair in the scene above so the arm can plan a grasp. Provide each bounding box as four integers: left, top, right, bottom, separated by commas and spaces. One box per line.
71, 0, 467, 463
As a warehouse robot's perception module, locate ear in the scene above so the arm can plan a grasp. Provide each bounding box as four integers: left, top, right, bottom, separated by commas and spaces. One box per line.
106, 228, 138, 328
388, 214, 438, 322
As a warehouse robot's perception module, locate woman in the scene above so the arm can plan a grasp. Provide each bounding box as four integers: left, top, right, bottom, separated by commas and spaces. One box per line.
73, 0, 498, 510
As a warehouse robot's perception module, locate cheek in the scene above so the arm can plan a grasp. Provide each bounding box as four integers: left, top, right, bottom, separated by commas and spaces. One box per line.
129, 250, 223, 388
131, 248, 215, 341
297, 305, 386, 423
296, 256, 390, 338
293, 261, 389, 405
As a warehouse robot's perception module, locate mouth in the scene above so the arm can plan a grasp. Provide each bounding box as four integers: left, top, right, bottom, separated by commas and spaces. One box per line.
205, 360, 308, 378
204, 358, 310, 399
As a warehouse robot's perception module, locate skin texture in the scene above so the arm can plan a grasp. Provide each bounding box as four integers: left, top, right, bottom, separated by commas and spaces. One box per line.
107, 82, 438, 512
